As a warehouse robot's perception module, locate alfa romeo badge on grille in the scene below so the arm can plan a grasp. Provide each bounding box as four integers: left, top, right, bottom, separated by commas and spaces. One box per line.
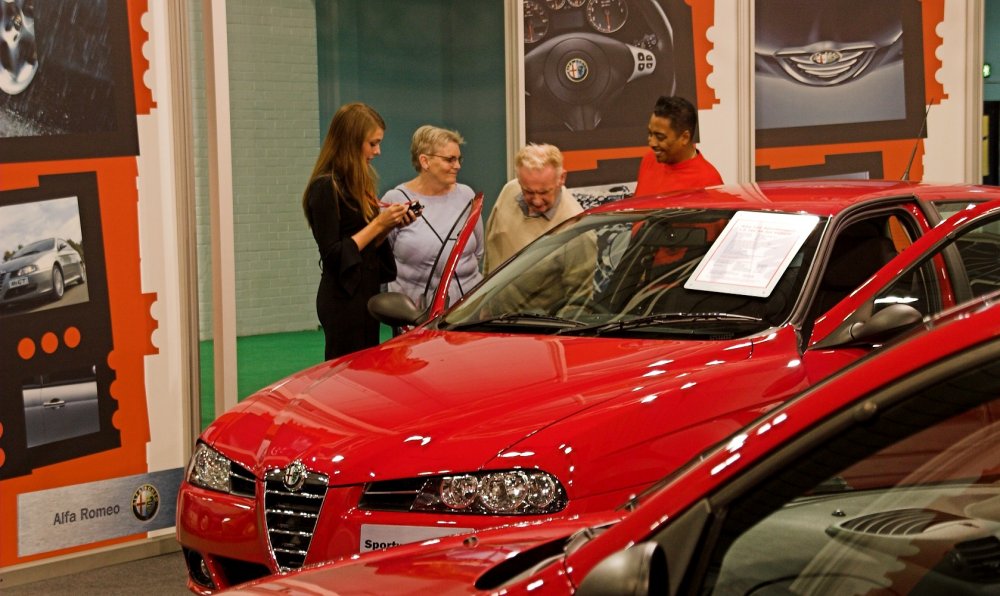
282, 460, 307, 492
810, 50, 842, 65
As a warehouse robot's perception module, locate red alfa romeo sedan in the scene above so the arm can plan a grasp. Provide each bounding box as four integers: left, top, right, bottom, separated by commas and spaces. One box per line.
177, 181, 1000, 593
223, 253, 1000, 596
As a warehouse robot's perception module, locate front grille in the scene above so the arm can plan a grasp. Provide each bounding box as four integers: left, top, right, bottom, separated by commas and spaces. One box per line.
360, 477, 427, 511
263, 468, 328, 571
4, 282, 32, 299
774, 43, 877, 86
229, 461, 255, 498
833, 508, 966, 536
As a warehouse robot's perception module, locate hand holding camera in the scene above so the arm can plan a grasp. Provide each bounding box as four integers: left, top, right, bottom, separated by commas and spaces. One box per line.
393, 200, 422, 228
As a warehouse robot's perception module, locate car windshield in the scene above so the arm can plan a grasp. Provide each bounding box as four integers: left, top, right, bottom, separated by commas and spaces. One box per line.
441, 209, 824, 338
12, 238, 54, 258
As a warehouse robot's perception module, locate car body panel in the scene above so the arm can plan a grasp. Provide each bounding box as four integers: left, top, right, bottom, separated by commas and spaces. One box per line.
177, 488, 267, 563
202, 333, 753, 486
179, 182, 1000, 593
223, 291, 1000, 595
563, 299, 1000, 588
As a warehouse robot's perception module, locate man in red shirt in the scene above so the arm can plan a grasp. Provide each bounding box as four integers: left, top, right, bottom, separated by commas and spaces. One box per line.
633, 96, 722, 198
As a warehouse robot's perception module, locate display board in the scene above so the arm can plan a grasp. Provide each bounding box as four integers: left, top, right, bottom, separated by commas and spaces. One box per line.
518, 0, 954, 188
521, 0, 708, 190
0, 0, 188, 571
0, 1, 139, 162
0, 173, 116, 478
754, 0, 947, 181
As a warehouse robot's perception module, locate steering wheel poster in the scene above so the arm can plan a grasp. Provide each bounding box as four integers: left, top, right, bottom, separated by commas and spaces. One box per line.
521, 0, 704, 190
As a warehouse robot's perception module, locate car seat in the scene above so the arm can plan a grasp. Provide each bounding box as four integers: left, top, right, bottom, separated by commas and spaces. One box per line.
812, 221, 899, 318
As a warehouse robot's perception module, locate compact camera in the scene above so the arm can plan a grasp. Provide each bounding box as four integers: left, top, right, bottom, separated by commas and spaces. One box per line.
407, 201, 424, 215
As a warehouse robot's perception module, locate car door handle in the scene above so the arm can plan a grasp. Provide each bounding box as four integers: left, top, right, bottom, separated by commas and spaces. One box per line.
43, 399, 66, 409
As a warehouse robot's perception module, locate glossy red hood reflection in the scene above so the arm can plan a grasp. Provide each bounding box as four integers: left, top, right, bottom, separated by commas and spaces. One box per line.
203, 329, 753, 485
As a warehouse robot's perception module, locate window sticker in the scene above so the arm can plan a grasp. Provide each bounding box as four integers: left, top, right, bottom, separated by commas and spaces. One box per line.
685, 211, 819, 297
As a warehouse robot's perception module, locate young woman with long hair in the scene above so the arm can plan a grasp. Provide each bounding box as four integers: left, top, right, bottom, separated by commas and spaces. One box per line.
302, 102, 416, 359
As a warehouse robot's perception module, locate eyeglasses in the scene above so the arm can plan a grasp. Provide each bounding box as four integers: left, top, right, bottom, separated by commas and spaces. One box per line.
429, 154, 463, 166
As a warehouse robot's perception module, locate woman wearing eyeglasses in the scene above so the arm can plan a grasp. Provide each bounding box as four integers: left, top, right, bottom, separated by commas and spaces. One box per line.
381, 125, 484, 312
302, 103, 417, 360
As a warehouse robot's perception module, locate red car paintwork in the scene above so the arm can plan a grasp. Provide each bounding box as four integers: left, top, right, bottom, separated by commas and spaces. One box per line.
222, 291, 1000, 594
178, 181, 1000, 593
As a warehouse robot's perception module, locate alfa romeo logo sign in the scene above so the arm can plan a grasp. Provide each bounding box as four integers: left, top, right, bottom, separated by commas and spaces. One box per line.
282, 460, 308, 492
131, 483, 160, 522
565, 58, 589, 83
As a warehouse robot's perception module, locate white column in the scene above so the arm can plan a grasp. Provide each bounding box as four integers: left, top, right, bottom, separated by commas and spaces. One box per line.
202, 0, 238, 414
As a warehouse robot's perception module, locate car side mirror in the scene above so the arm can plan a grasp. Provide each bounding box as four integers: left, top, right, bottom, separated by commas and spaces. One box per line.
367, 292, 423, 327
849, 303, 923, 345
811, 303, 924, 350
576, 541, 668, 596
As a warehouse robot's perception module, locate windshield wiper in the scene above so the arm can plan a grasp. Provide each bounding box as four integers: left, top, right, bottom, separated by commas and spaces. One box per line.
444, 312, 585, 331
558, 312, 764, 336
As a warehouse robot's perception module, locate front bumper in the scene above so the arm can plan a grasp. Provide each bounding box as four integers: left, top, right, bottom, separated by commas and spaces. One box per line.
176, 479, 624, 593
0, 270, 48, 304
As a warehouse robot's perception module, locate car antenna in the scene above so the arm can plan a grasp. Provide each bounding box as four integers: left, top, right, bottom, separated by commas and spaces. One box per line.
901, 101, 933, 182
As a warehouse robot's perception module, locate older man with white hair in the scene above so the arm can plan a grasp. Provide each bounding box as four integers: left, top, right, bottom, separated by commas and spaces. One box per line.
483, 143, 584, 273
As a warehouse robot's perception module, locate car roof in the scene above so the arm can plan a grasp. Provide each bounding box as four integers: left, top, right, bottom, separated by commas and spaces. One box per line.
591, 180, 1000, 217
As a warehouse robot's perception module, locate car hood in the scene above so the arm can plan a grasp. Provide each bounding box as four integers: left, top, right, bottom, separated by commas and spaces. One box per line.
203, 329, 753, 485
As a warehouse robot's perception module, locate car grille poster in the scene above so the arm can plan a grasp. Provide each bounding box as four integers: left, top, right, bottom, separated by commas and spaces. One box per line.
754, 0, 946, 181
0, 0, 187, 570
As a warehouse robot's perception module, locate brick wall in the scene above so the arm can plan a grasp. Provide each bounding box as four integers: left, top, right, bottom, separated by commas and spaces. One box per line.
190, 1, 321, 339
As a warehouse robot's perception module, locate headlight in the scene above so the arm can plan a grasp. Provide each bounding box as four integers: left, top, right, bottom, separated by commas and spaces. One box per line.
186, 442, 236, 493
15, 264, 38, 276
373, 470, 567, 515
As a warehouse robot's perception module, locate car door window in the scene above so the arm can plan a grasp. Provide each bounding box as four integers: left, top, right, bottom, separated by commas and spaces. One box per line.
691, 346, 1000, 595
874, 212, 1000, 318
953, 219, 1000, 299
810, 214, 914, 320
933, 200, 985, 223
872, 252, 941, 318
427, 193, 483, 315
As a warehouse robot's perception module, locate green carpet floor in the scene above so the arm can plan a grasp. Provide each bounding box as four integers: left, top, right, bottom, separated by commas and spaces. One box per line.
198, 325, 393, 429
